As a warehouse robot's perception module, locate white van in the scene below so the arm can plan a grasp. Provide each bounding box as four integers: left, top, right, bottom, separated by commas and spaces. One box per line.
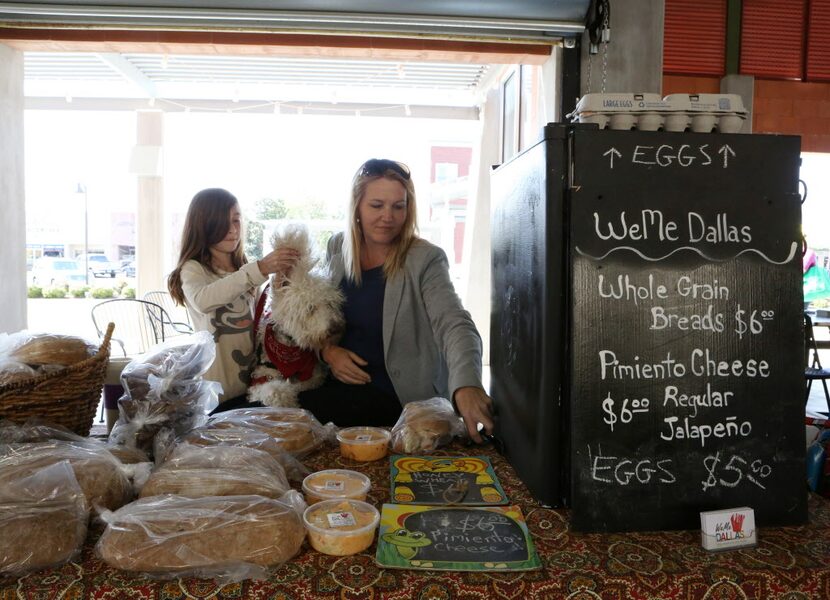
31, 257, 87, 286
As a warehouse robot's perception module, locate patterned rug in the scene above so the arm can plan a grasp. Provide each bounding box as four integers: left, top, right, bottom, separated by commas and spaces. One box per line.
2, 441, 829, 600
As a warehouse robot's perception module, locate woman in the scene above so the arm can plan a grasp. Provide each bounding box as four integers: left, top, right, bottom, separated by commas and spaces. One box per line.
299, 159, 494, 442
168, 188, 297, 411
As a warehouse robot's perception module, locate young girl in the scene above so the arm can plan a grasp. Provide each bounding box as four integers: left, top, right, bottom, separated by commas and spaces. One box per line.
168, 188, 297, 411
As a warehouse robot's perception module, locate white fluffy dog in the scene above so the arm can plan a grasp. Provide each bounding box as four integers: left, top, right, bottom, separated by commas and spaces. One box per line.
248, 224, 344, 408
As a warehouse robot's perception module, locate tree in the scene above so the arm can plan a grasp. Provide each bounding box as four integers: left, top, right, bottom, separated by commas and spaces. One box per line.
245, 219, 264, 260
244, 197, 288, 259
256, 197, 288, 220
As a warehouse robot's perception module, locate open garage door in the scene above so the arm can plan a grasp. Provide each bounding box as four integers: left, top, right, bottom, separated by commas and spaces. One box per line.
0, 1, 588, 41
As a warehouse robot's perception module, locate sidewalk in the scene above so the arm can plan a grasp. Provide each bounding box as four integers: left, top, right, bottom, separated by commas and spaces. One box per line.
27, 297, 101, 340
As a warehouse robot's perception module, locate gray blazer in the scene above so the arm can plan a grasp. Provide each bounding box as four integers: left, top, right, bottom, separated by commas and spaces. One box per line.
326, 233, 483, 404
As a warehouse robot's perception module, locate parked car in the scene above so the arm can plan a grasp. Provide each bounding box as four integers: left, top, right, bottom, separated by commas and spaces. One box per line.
76, 253, 119, 278
30, 257, 87, 286
119, 259, 136, 278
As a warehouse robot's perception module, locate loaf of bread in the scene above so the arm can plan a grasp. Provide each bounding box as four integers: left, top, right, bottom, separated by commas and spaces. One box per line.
168, 429, 309, 482
0, 419, 149, 464
0, 441, 132, 511
96, 494, 306, 575
0, 461, 88, 575
390, 397, 464, 454
9, 334, 96, 367
140, 467, 288, 499
207, 409, 326, 456
140, 446, 289, 499
0, 360, 37, 385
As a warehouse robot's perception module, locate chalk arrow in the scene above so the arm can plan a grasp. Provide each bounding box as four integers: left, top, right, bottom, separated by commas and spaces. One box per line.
717, 144, 736, 168
603, 147, 622, 169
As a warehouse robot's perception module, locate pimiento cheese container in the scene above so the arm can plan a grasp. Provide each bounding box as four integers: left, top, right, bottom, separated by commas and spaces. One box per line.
303, 499, 380, 556
302, 469, 371, 504
337, 427, 390, 462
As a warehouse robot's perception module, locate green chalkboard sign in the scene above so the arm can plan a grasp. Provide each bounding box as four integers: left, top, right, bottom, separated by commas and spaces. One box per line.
375, 504, 541, 572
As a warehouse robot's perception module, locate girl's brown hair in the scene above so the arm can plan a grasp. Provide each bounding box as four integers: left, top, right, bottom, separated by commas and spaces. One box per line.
168, 188, 246, 305
343, 159, 418, 285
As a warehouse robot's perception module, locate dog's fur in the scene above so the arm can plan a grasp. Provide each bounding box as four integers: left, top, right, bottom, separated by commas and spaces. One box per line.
248, 224, 344, 408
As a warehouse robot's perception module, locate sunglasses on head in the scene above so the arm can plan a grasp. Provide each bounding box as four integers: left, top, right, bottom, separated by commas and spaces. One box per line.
358, 158, 411, 180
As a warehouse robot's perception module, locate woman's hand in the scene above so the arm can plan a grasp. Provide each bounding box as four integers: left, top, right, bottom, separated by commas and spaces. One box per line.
453, 386, 494, 443
257, 247, 300, 278
322, 345, 372, 385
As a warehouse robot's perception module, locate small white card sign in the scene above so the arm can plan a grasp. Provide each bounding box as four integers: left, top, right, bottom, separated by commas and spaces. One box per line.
700, 507, 757, 551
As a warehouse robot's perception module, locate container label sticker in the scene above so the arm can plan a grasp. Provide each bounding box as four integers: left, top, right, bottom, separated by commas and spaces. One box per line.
355, 435, 373, 442
324, 480, 345, 491
327, 511, 357, 527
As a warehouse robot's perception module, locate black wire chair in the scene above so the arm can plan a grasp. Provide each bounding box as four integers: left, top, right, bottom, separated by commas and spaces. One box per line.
91, 298, 173, 357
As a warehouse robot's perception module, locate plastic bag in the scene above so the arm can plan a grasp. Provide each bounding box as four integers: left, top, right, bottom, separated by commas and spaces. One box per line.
390, 397, 467, 454
0, 330, 96, 367
108, 332, 220, 457
0, 330, 96, 385
0, 416, 150, 463
0, 460, 88, 576
119, 331, 216, 399
206, 406, 336, 458
0, 359, 37, 385
0, 440, 133, 512
109, 380, 219, 455
139, 445, 290, 499
96, 491, 307, 583
160, 429, 309, 482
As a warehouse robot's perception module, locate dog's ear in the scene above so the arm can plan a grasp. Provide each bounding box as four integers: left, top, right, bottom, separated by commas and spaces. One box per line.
269, 229, 280, 251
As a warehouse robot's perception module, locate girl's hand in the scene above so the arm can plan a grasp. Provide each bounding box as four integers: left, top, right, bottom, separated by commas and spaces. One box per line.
453, 386, 494, 443
322, 345, 371, 385
258, 248, 300, 278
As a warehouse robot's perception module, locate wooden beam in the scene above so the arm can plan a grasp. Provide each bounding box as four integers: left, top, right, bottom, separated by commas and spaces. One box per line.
0, 27, 554, 64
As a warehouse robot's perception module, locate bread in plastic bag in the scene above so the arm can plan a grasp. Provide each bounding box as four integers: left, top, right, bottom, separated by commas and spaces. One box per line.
140, 445, 290, 499
159, 428, 309, 482
119, 331, 216, 400
390, 397, 466, 454
108, 332, 220, 458
2, 331, 96, 368
0, 359, 37, 385
0, 440, 133, 511
0, 460, 88, 575
206, 406, 335, 458
96, 491, 307, 582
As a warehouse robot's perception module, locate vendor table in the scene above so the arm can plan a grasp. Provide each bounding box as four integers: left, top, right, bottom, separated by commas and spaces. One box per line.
2, 440, 829, 599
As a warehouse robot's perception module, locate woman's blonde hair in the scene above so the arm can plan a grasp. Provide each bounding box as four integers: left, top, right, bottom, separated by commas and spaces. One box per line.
343, 159, 419, 284
168, 188, 247, 305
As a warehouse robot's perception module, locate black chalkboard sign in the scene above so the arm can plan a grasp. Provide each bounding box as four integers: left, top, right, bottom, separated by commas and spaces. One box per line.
568, 130, 806, 532
375, 504, 541, 571
390, 455, 508, 505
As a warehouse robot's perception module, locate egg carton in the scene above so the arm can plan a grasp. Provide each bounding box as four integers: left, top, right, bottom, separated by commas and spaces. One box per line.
568, 92, 747, 133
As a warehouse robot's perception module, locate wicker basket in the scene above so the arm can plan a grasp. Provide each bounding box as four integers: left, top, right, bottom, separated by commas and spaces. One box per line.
0, 322, 114, 436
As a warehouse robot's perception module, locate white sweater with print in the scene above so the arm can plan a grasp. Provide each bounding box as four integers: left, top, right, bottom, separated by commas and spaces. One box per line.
180, 259, 267, 401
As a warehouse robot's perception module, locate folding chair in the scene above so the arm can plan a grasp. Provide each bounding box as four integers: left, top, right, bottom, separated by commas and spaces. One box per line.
805, 312, 830, 414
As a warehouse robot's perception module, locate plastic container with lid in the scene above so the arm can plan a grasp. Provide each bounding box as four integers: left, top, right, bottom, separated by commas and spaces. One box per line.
336, 427, 390, 462
302, 469, 371, 504
303, 498, 379, 556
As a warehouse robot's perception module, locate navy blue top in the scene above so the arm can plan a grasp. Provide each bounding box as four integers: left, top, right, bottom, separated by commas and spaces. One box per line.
339, 266, 398, 399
